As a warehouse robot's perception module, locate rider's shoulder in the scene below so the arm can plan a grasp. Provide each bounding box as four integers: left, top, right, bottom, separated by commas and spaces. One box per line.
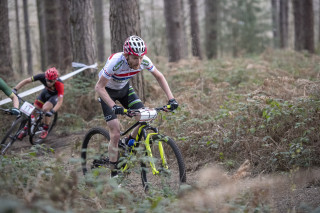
141, 55, 153, 67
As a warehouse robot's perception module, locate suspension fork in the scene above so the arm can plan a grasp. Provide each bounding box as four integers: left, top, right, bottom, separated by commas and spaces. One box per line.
141, 126, 168, 175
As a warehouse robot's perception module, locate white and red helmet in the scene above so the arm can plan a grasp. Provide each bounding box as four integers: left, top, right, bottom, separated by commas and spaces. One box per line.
45, 67, 59, 80
123, 35, 147, 56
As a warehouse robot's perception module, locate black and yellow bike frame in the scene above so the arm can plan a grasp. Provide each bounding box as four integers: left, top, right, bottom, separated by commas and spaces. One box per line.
120, 121, 168, 175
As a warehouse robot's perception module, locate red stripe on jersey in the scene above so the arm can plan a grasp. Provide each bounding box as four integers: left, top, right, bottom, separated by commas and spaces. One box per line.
114, 71, 140, 77
108, 53, 116, 60
55, 81, 64, 96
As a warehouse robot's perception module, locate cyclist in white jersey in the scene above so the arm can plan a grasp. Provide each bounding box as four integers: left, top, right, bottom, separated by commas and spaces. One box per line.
95, 35, 178, 177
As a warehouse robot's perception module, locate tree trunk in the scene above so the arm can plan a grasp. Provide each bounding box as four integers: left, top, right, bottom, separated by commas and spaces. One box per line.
109, 0, 145, 101
15, 0, 24, 74
94, 0, 105, 63
180, 0, 188, 58
69, 0, 96, 74
279, 0, 289, 48
189, 0, 202, 59
0, 0, 13, 78
163, 0, 184, 62
292, 0, 314, 53
36, 0, 47, 72
205, 0, 219, 59
44, 0, 60, 69
303, 0, 314, 53
271, 0, 279, 48
23, 0, 33, 75
58, 0, 72, 74
292, 0, 304, 51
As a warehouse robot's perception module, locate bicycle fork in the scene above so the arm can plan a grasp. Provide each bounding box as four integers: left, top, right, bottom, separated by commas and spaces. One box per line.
145, 132, 169, 175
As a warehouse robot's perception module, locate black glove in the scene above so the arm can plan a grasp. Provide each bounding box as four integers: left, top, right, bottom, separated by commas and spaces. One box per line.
10, 107, 20, 115
168, 98, 179, 111
12, 88, 18, 95
45, 109, 55, 117
112, 105, 124, 115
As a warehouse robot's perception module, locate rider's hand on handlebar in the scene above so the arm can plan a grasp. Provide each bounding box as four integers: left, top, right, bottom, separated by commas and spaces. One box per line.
167, 98, 179, 111
45, 109, 55, 117
112, 105, 124, 115
10, 107, 20, 115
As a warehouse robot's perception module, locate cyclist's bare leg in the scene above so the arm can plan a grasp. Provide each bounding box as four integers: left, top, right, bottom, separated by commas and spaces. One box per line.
107, 119, 121, 163
42, 101, 54, 125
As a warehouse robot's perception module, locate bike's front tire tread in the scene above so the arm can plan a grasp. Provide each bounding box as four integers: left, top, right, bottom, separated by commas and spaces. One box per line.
1, 116, 26, 155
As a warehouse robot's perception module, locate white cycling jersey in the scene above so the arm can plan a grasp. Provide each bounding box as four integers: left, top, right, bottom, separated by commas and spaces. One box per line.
99, 52, 156, 90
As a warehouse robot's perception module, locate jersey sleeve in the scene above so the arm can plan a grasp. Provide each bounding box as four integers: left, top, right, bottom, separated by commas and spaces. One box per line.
55, 81, 64, 97
0, 78, 13, 97
141, 55, 156, 72
100, 57, 116, 79
32, 73, 45, 82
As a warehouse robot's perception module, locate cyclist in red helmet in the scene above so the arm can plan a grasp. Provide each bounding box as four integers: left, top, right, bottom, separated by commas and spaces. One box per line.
13, 67, 64, 139
95, 35, 178, 177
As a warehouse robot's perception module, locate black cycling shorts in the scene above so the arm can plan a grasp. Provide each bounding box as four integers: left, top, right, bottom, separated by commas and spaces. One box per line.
100, 83, 144, 122
35, 89, 58, 108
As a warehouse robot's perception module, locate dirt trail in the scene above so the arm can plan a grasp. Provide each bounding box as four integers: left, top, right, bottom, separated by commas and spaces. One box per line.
6, 131, 320, 212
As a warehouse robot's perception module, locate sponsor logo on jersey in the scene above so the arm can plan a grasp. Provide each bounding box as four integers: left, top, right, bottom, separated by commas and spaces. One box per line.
141, 59, 149, 67
113, 60, 124, 71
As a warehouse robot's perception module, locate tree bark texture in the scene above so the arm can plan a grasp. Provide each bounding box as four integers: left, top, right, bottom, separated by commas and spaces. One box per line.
23, 0, 33, 75
292, 0, 314, 53
303, 0, 314, 53
94, 0, 105, 63
271, 0, 279, 48
37, 0, 47, 71
0, 0, 13, 78
15, 0, 24, 74
189, 0, 202, 59
59, 0, 72, 73
163, 0, 184, 62
44, 0, 60, 68
69, 0, 96, 73
279, 0, 289, 48
205, 0, 219, 59
109, 0, 145, 101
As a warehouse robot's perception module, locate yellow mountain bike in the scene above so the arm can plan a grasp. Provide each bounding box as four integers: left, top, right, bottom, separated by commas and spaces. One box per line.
81, 106, 186, 193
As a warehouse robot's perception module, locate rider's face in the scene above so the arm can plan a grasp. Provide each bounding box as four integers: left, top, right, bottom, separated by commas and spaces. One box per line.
126, 54, 143, 70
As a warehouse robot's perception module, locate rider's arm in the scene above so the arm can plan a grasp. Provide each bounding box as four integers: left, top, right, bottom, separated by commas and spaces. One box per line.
95, 76, 116, 107
151, 68, 174, 100
52, 96, 63, 112
9, 93, 19, 108
14, 77, 32, 90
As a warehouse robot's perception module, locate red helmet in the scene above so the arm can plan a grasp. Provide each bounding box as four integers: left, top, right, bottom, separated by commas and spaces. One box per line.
45, 67, 59, 80
123, 35, 147, 56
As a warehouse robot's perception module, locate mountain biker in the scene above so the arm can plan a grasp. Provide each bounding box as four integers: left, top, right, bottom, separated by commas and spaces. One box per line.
0, 78, 20, 115
13, 67, 64, 139
95, 35, 179, 177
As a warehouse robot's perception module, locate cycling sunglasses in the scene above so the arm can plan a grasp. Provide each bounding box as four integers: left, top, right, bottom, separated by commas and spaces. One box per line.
46, 79, 55, 83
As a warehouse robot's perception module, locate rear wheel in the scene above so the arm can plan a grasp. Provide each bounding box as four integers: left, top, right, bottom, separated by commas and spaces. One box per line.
1, 117, 26, 155
141, 134, 186, 195
29, 112, 58, 145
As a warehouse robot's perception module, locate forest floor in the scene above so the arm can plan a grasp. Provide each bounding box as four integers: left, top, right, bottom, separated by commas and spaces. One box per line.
9, 130, 320, 213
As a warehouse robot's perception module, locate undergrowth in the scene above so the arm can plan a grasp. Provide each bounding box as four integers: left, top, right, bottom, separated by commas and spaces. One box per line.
1, 50, 320, 212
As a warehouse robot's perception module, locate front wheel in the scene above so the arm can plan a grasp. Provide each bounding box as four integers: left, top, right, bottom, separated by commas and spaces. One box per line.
141, 134, 186, 195
81, 127, 112, 176
1, 116, 26, 155
29, 112, 58, 145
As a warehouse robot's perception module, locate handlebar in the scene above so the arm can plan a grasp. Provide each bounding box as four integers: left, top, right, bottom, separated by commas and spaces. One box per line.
124, 105, 171, 115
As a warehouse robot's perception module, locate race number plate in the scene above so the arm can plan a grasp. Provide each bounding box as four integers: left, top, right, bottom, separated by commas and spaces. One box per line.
139, 108, 157, 122
20, 102, 35, 116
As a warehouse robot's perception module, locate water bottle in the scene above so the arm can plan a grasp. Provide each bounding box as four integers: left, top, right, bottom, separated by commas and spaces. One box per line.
128, 139, 135, 147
